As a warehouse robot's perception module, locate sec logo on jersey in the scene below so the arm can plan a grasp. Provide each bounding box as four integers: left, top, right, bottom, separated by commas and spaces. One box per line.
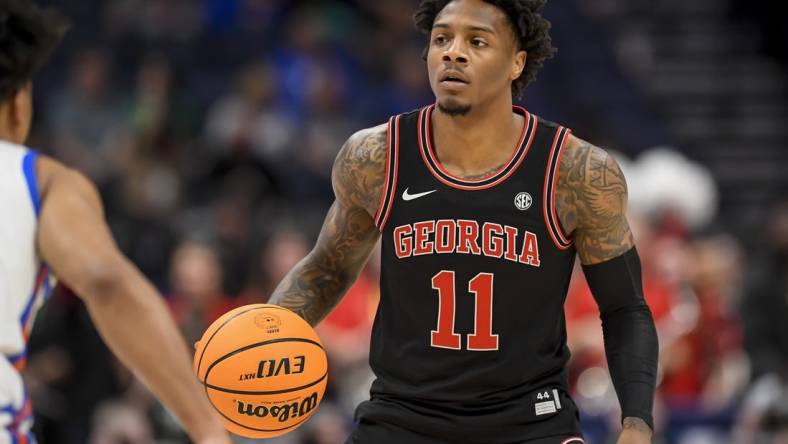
514, 192, 533, 211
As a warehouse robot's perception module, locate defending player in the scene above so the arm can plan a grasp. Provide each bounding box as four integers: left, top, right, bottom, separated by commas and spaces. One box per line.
270, 0, 658, 443
0, 2, 230, 443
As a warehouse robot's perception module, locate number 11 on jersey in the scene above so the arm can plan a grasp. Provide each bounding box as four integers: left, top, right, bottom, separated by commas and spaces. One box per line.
431, 271, 499, 351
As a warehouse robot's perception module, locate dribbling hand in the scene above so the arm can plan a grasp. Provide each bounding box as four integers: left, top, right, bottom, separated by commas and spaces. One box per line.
616, 429, 651, 444
616, 417, 653, 444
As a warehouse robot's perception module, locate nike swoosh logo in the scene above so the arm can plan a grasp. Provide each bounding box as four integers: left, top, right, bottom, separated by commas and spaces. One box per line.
402, 188, 437, 201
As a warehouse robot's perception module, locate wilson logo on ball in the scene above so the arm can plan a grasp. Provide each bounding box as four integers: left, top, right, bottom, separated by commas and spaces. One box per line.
194, 304, 328, 439
236, 392, 318, 422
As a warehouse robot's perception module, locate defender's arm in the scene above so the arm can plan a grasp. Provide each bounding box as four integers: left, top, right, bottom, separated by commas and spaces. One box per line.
268, 124, 388, 326
34, 157, 230, 444
556, 135, 658, 440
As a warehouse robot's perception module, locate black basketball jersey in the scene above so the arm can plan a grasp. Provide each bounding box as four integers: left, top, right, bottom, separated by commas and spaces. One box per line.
355, 104, 581, 443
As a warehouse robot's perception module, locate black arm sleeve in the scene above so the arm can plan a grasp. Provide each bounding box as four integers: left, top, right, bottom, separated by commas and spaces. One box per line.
581, 247, 658, 431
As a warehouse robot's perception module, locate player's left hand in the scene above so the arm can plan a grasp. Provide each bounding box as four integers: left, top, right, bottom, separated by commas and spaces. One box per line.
615, 417, 653, 443
616, 428, 652, 444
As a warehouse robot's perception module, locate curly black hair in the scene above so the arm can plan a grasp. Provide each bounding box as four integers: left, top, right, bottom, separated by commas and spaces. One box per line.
0, 0, 68, 101
414, 0, 556, 99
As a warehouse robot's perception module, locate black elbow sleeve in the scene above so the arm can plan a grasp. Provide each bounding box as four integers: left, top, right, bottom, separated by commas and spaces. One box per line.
582, 247, 659, 431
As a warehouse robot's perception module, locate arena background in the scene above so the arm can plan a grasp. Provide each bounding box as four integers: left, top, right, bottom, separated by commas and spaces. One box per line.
22, 0, 788, 443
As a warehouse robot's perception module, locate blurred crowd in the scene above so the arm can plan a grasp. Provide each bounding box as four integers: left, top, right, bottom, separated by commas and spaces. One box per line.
21, 0, 788, 443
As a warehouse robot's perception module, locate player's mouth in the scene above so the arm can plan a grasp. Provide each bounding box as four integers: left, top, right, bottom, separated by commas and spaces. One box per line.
439, 70, 470, 88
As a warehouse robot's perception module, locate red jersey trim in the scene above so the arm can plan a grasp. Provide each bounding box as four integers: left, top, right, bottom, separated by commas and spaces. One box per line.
543, 126, 573, 250
417, 104, 537, 191
373, 117, 395, 226
376, 115, 400, 231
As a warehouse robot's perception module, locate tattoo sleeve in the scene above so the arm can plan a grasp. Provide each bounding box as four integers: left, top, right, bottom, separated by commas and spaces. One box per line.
267, 125, 388, 325
555, 136, 635, 264
560, 136, 658, 431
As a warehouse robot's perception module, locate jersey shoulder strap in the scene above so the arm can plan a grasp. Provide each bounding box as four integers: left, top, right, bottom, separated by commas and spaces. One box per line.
540, 121, 573, 250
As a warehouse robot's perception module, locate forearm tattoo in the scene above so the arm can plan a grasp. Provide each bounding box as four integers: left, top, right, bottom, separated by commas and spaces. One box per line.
268, 126, 387, 325
555, 137, 635, 264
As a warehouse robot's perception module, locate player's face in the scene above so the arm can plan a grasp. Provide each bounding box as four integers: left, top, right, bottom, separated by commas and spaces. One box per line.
426, 0, 526, 116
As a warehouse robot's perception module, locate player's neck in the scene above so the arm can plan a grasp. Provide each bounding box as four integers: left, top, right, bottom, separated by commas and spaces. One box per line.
0, 128, 17, 145
0, 104, 25, 145
0, 106, 12, 144
431, 97, 522, 177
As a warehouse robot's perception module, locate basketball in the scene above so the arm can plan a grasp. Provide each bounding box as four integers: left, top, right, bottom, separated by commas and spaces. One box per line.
193, 304, 328, 439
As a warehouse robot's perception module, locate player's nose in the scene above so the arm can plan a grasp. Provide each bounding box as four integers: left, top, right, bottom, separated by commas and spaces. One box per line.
442, 40, 468, 65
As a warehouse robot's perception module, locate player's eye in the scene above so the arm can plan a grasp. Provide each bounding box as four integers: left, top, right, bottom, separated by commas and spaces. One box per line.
471, 38, 487, 47
432, 35, 448, 45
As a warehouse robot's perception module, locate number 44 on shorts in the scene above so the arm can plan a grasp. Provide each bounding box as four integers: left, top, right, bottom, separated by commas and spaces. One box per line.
533, 389, 563, 416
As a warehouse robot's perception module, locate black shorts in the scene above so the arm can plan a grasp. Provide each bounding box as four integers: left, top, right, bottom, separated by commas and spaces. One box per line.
344, 415, 584, 444
347, 384, 583, 443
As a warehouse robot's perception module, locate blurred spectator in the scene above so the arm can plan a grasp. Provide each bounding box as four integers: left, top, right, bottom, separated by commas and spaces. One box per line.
373, 45, 433, 116
105, 0, 201, 44
47, 49, 128, 184
267, 4, 357, 122
242, 228, 311, 303
734, 374, 788, 444
115, 54, 195, 221
743, 202, 788, 381
167, 240, 236, 346
204, 63, 296, 164
200, 0, 286, 35
685, 234, 748, 407
290, 67, 359, 200
622, 148, 719, 233
88, 401, 154, 444
734, 201, 788, 444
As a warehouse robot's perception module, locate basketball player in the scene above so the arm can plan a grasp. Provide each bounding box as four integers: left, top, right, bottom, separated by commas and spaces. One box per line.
0, 2, 231, 443
270, 0, 658, 443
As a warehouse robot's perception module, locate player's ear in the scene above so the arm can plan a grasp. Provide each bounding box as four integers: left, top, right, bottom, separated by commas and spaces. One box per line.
511, 50, 526, 81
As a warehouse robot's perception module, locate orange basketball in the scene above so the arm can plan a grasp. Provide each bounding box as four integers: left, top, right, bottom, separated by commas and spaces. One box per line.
193, 304, 328, 439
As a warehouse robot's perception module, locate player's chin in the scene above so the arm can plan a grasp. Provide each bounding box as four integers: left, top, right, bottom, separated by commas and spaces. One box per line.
436, 96, 472, 116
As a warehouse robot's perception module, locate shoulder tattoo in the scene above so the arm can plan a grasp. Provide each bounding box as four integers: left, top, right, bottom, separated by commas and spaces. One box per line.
555, 136, 635, 264
332, 123, 389, 218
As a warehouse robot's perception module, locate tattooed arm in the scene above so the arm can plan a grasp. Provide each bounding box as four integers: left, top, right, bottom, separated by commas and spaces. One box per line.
555, 135, 634, 264
557, 135, 657, 443
268, 124, 388, 326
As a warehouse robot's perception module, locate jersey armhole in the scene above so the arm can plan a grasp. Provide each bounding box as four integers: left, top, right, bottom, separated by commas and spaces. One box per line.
373, 115, 400, 231
21, 150, 55, 298
543, 126, 573, 250
21, 151, 41, 218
